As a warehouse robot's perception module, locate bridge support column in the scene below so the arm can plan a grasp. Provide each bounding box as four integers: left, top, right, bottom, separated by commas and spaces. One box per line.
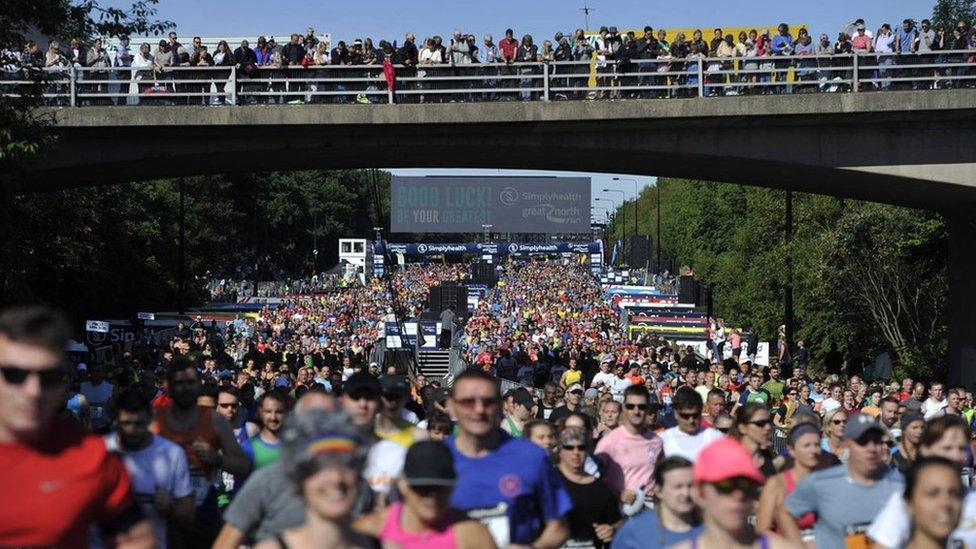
948, 213, 976, 389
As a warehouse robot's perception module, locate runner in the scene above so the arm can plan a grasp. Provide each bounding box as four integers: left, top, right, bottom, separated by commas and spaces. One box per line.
756, 423, 821, 543
251, 390, 288, 470
106, 388, 194, 547
610, 456, 702, 548
0, 305, 153, 548
659, 387, 723, 461
868, 415, 976, 548
785, 413, 903, 547
446, 368, 572, 548
669, 437, 800, 549
354, 440, 496, 548
555, 426, 622, 548
501, 387, 536, 437
253, 408, 376, 549
595, 384, 664, 515
898, 457, 965, 549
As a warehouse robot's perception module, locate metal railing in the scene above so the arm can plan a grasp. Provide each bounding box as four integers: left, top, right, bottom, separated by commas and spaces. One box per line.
3, 50, 976, 106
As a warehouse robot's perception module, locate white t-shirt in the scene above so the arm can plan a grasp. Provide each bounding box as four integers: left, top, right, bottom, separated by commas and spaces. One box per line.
606, 376, 633, 400
659, 426, 725, 461
820, 397, 841, 415
868, 488, 976, 548
104, 434, 192, 548
363, 439, 407, 496
591, 371, 616, 389
922, 398, 948, 419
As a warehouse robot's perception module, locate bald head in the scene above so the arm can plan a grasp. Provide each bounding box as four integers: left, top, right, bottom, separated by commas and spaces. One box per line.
295, 390, 337, 413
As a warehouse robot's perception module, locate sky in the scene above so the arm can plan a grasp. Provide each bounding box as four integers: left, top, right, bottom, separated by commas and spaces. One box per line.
146, 0, 928, 216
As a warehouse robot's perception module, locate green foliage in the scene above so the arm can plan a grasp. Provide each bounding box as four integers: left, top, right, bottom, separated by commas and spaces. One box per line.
932, 0, 976, 29
613, 178, 948, 379
0, 170, 391, 324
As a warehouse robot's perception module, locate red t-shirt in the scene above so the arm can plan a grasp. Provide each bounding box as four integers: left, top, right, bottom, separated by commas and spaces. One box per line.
499, 38, 518, 60
0, 418, 135, 548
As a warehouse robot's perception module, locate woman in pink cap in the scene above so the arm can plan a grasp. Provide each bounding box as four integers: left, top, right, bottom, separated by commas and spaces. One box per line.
670, 437, 802, 549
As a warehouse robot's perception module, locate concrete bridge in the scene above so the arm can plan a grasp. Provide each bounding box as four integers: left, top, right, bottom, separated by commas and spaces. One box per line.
16, 89, 976, 386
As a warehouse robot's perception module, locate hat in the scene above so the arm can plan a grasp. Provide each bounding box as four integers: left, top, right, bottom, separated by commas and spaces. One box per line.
599, 26, 609, 34
381, 375, 410, 397
511, 388, 535, 409
554, 32, 564, 41
76, 362, 88, 372
856, 24, 866, 30
343, 372, 381, 396
567, 383, 584, 394
584, 388, 599, 400
843, 413, 885, 441
900, 411, 925, 430
608, 26, 618, 34
694, 437, 765, 484
402, 441, 456, 486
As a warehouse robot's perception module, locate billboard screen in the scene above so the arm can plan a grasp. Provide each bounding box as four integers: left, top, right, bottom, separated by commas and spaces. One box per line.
391, 176, 591, 234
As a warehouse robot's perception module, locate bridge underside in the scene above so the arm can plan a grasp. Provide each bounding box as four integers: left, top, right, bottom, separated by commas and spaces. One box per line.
13, 90, 976, 387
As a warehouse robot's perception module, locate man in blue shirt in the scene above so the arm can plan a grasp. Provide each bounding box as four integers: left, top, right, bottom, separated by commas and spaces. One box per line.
770, 23, 794, 94
446, 368, 572, 548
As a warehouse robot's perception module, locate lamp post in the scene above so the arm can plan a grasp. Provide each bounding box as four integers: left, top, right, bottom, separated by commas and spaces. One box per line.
609, 177, 639, 239
595, 196, 621, 243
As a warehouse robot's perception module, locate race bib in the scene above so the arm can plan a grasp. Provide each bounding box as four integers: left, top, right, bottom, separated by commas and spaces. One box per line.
468, 502, 510, 548
844, 523, 871, 549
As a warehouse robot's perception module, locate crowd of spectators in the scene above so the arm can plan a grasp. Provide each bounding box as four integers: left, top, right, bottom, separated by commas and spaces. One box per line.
5, 16, 976, 105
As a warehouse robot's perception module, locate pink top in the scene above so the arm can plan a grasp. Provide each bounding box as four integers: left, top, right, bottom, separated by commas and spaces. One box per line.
595, 425, 664, 494
378, 501, 458, 549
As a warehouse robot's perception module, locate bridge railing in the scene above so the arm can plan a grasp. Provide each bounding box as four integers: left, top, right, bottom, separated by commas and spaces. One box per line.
2, 50, 975, 106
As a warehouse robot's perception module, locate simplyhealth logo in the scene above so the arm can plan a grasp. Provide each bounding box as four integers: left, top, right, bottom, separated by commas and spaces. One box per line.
499, 187, 520, 206
500, 187, 584, 225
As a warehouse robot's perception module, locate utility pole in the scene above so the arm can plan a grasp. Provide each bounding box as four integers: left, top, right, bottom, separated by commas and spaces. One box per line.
785, 190, 794, 359
177, 178, 186, 315
579, 3, 595, 30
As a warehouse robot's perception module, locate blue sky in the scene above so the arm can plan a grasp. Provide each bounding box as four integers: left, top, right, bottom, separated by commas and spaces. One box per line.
151, 0, 929, 218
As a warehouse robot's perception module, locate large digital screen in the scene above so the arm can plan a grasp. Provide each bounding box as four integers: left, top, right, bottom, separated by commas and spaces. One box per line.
391, 176, 591, 234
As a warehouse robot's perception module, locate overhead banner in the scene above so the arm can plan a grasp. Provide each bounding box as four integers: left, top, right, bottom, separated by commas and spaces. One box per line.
391, 176, 591, 234
378, 241, 603, 256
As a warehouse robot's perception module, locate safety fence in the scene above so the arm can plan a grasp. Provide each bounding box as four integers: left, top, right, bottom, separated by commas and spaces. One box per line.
3, 50, 976, 106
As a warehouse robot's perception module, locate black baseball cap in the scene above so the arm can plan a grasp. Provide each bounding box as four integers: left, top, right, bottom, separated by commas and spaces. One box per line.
343, 372, 380, 397
381, 375, 410, 397
402, 441, 457, 486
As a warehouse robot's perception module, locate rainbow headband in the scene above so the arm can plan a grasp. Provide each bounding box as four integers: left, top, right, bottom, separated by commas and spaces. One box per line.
304, 433, 359, 457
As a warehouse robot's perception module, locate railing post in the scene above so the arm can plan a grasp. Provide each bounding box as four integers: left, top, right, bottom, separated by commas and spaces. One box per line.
852, 53, 859, 92
543, 62, 550, 101
69, 68, 76, 107
230, 66, 237, 106
696, 57, 704, 97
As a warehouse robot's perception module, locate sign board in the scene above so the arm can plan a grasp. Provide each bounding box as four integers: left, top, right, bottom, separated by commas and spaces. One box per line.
137, 312, 155, 321
85, 320, 110, 333
384, 321, 442, 350
391, 176, 591, 234
676, 340, 771, 367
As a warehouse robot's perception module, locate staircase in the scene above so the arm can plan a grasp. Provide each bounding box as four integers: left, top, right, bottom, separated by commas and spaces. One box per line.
418, 350, 451, 379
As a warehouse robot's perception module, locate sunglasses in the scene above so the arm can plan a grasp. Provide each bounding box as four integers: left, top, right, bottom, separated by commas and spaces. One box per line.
748, 419, 771, 428
561, 444, 586, 452
716, 426, 730, 433
0, 365, 63, 389
569, 389, 583, 396
411, 484, 452, 497
831, 419, 846, 425
710, 477, 759, 496
624, 403, 648, 411
677, 412, 701, 420
218, 402, 240, 409
454, 397, 499, 410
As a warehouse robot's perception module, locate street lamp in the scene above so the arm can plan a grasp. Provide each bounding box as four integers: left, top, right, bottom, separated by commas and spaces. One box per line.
610, 177, 639, 239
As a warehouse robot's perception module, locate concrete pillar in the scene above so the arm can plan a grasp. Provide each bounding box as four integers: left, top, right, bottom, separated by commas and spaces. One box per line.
948, 213, 976, 389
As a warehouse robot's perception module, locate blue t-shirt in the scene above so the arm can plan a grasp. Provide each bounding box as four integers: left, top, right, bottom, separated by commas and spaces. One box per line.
611, 508, 702, 549
447, 430, 573, 546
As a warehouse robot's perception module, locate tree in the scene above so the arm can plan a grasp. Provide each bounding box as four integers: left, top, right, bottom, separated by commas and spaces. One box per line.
1, 0, 173, 182
932, 0, 976, 29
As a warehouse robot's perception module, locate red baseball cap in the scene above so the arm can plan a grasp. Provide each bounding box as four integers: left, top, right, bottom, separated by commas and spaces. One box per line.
693, 437, 765, 485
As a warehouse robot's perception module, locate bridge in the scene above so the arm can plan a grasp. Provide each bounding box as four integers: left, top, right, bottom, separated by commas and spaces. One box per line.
8, 58, 976, 387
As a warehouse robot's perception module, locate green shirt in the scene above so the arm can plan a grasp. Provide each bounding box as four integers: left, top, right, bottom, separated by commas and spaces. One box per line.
250, 434, 282, 471
761, 380, 785, 400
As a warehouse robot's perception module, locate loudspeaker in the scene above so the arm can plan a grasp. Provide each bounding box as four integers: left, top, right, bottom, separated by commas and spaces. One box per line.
629, 236, 651, 266
678, 275, 697, 305
429, 283, 468, 315
471, 262, 498, 285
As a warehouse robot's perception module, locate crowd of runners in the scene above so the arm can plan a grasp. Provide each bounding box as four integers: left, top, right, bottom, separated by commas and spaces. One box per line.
2, 258, 974, 548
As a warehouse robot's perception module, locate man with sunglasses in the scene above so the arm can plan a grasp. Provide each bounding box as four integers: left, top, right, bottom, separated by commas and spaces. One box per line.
550, 382, 584, 423
660, 387, 724, 461
107, 388, 195, 547
215, 386, 257, 508
0, 305, 154, 548
669, 437, 799, 549
784, 413, 903, 548
446, 368, 572, 548
595, 384, 664, 515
